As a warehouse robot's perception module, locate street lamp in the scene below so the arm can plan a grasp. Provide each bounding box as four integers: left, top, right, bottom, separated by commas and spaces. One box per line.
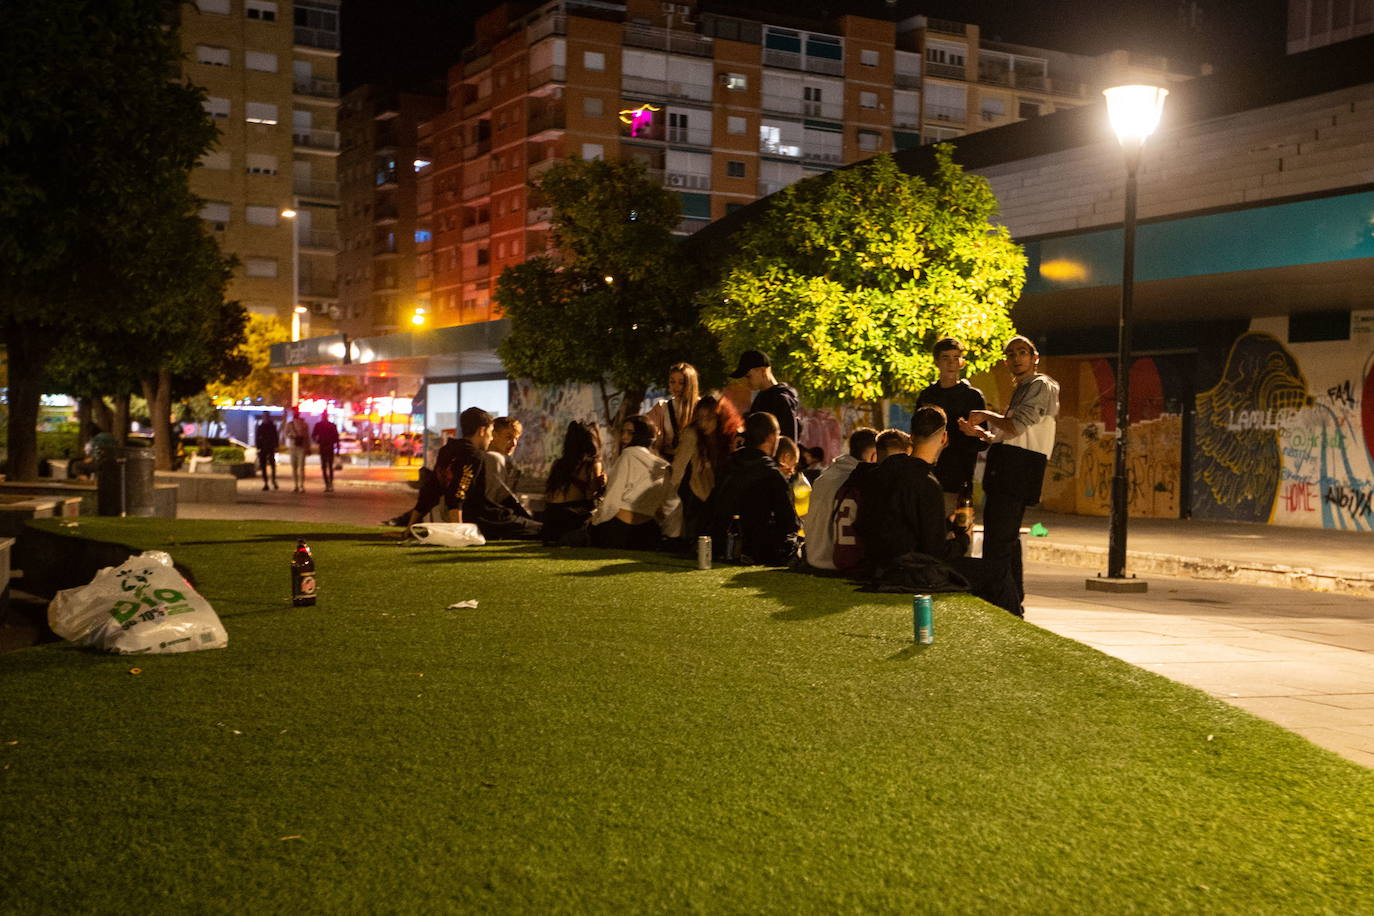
281, 205, 302, 406
1091, 84, 1168, 594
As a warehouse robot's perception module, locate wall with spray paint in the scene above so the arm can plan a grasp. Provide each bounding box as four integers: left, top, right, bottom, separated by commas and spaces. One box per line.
1193, 315, 1374, 531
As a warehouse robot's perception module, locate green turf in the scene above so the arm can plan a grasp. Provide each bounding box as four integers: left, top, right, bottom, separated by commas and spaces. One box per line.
2, 518, 1373, 913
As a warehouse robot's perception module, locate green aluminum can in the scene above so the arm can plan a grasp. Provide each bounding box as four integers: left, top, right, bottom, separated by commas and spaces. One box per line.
913, 594, 933, 644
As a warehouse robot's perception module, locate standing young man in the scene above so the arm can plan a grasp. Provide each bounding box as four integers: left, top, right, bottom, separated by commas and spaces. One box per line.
959, 336, 1059, 611
729, 349, 800, 443
916, 337, 988, 515
312, 413, 340, 493
254, 412, 279, 491
280, 406, 311, 493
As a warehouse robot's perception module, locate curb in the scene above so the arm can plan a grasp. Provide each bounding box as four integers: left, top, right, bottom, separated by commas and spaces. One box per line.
1026, 540, 1374, 598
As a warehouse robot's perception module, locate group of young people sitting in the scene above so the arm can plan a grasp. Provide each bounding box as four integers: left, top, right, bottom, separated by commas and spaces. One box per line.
385, 335, 1059, 620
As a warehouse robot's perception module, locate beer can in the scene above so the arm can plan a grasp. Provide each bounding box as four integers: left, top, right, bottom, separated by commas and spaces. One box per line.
913, 594, 933, 644
696, 535, 712, 570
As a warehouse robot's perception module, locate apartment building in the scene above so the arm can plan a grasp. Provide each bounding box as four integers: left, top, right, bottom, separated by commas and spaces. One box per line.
337, 86, 443, 339
179, 0, 341, 336
1288, 0, 1374, 52
414, 0, 1191, 332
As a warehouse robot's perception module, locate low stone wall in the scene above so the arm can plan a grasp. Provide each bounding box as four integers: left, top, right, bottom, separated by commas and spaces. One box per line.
0, 481, 177, 519
154, 471, 237, 504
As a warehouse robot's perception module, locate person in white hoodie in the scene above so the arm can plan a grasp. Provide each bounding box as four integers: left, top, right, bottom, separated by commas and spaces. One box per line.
591, 415, 677, 550
802, 427, 877, 571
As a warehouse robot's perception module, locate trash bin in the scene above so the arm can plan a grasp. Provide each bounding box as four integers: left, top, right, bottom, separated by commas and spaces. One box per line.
96, 446, 157, 517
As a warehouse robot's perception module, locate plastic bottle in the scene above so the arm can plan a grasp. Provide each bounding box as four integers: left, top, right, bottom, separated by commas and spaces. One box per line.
291, 539, 317, 607
725, 515, 743, 563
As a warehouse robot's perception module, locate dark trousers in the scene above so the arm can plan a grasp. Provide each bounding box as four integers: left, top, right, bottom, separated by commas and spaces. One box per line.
319, 444, 337, 487
947, 556, 1021, 617
982, 492, 1029, 608
258, 451, 277, 486
476, 513, 542, 541
590, 517, 660, 551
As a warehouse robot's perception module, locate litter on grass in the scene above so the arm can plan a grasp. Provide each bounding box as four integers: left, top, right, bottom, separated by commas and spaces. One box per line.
49, 551, 227, 655
408, 523, 485, 548
447, 600, 479, 609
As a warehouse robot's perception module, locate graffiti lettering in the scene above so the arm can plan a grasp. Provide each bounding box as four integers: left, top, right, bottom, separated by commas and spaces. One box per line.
1326, 379, 1356, 409
1280, 480, 1319, 513
1224, 407, 1319, 431
1047, 440, 1075, 482
1324, 485, 1373, 517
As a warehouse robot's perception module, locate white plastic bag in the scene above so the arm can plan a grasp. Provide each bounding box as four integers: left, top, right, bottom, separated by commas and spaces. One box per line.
407, 522, 486, 548
48, 551, 228, 655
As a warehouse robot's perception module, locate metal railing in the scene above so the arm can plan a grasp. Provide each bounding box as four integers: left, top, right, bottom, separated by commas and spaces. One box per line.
924, 103, 965, 123
667, 126, 711, 146
758, 139, 801, 158
527, 110, 566, 135
293, 76, 340, 98
293, 178, 337, 199
803, 57, 843, 76
763, 48, 801, 70
623, 23, 713, 57
293, 128, 340, 151
527, 64, 565, 89
462, 222, 491, 241
892, 112, 920, 129
801, 145, 841, 163
925, 61, 965, 80
620, 75, 713, 102
293, 27, 340, 50
461, 179, 491, 200
925, 17, 967, 35
894, 72, 921, 90
525, 13, 566, 44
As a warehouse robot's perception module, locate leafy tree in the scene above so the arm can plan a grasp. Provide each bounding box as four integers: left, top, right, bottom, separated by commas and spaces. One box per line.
0, 0, 220, 478
702, 149, 1026, 425
207, 313, 369, 408
495, 157, 721, 427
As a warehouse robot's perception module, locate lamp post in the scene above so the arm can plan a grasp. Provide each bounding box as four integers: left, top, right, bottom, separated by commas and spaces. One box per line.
281, 205, 303, 406
1091, 84, 1168, 593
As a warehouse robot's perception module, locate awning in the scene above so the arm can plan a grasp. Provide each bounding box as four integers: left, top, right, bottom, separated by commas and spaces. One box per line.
269, 320, 510, 381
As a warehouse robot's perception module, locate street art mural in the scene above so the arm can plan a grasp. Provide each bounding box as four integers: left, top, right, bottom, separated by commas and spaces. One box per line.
507, 379, 616, 484
1192, 324, 1374, 531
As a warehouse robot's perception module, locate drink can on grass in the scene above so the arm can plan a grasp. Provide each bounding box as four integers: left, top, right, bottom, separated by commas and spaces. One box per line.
913, 594, 933, 644
696, 535, 712, 569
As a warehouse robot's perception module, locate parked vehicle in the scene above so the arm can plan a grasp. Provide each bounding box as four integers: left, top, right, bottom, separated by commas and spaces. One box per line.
337, 434, 362, 455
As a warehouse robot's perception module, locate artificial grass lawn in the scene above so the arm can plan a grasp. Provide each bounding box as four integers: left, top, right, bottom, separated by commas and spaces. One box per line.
2, 519, 1372, 913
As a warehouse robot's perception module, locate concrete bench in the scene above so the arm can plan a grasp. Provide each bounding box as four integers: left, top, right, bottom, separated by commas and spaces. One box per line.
0, 495, 80, 538
154, 471, 237, 504
0, 481, 177, 519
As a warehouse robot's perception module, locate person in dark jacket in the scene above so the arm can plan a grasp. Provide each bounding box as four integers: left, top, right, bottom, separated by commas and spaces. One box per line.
254, 413, 280, 491
711, 411, 800, 566
729, 349, 801, 442
857, 405, 1021, 615
384, 407, 492, 530
916, 337, 988, 515
312, 415, 340, 493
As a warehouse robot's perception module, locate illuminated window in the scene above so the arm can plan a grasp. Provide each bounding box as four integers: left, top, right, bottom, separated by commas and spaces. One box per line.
722, 72, 747, 90
245, 102, 279, 125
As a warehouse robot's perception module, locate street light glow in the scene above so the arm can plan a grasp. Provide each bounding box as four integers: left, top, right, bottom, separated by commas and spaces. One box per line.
280, 207, 298, 219
411, 307, 427, 326
1102, 85, 1169, 147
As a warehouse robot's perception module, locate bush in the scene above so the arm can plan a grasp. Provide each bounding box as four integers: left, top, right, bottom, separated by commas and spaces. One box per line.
37, 425, 81, 461
211, 446, 245, 463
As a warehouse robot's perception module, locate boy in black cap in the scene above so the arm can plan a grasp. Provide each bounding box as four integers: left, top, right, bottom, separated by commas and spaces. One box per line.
730, 349, 800, 442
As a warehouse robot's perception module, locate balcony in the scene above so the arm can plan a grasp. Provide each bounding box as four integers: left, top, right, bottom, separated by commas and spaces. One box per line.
528, 65, 566, 89
894, 72, 921, 90
525, 13, 566, 44
761, 93, 802, 117
467, 263, 491, 282
293, 76, 340, 100
464, 53, 492, 78
763, 48, 801, 70
620, 74, 712, 103
293, 128, 340, 152
463, 138, 492, 160
924, 103, 965, 123
299, 277, 338, 299
293, 178, 338, 200
666, 126, 711, 147
925, 62, 965, 80
294, 27, 340, 51
461, 178, 491, 200
528, 157, 559, 179
803, 57, 843, 77
373, 206, 399, 224
527, 109, 566, 137
372, 275, 400, 292
462, 222, 491, 241
665, 171, 709, 191
892, 112, 920, 129
298, 229, 339, 251
925, 17, 968, 35
622, 23, 713, 57
525, 206, 553, 225
801, 146, 841, 164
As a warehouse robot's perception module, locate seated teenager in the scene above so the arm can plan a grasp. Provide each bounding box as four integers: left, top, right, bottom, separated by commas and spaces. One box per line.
590, 415, 675, 551
855, 406, 1021, 615
802, 427, 877, 572
711, 412, 800, 566
774, 436, 812, 524
470, 416, 542, 540
669, 395, 743, 542
543, 421, 605, 546
385, 407, 493, 531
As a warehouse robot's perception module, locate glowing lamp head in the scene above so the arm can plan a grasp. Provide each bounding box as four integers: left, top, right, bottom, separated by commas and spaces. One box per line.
293, 305, 308, 314
411, 308, 427, 326
1102, 85, 1169, 147
281, 207, 298, 219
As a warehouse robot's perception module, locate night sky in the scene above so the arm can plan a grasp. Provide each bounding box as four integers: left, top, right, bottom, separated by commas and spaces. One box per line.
341, 0, 1289, 94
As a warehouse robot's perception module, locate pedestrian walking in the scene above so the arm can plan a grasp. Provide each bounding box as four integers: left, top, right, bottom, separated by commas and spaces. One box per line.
313, 414, 340, 493
281, 407, 311, 493
254, 413, 279, 491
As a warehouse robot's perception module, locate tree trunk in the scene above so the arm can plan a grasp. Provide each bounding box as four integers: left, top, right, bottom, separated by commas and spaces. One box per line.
76, 397, 95, 455
112, 393, 130, 446
618, 387, 647, 429
92, 397, 114, 434
142, 370, 174, 470
3, 323, 57, 481
871, 399, 885, 430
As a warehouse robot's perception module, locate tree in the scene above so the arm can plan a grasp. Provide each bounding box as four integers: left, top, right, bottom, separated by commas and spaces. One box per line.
207, 313, 370, 409
495, 157, 721, 428
0, 0, 220, 478
702, 149, 1026, 425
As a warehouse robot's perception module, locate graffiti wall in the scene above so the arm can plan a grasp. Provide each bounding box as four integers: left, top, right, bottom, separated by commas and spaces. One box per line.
507, 380, 622, 485
1192, 316, 1374, 531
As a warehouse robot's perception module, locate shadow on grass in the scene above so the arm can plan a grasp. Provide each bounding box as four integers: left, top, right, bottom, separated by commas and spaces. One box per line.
718, 567, 888, 623
165, 532, 401, 547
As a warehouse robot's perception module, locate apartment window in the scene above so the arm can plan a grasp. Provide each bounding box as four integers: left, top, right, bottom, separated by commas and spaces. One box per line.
415, 230, 432, 243
476, 247, 490, 266
860, 48, 879, 67
581, 143, 604, 160
857, 129, 881, 151
722, 72, 747, 91
727, 116, 746, 135
199, 150, 230, 170
204, 97, 230, 119
195, 0, 229, 12
244, 51, 278, 72
1018, 100, 1041, 119
246, 205, 279, 226
244, 258, 278, 278
245, 0, 277, 21
926, 43, 966, 67
727, 160, 746, 178
199, 201, 231, 224
583, 96, 604, 118
980, 97, 1006, 122
195, 45, 230, 67
245, 153, 278, 174
583, 51, 605, 71
803, 85, 823, 116
860, 91, 879, 110
245, 102, 279, 125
